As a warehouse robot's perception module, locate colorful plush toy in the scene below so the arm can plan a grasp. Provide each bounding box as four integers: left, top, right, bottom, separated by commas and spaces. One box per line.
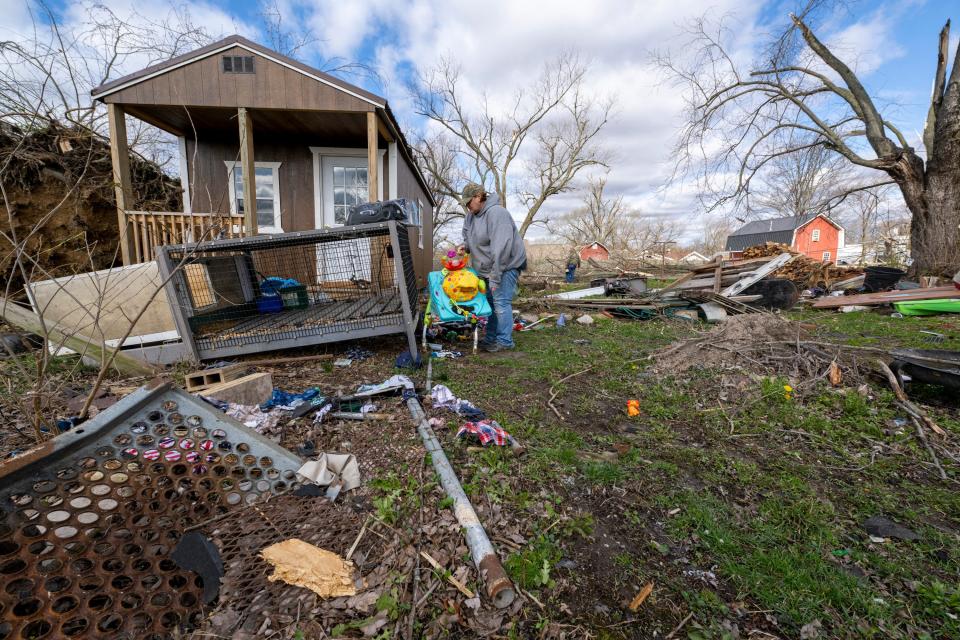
441, 249, 485, 302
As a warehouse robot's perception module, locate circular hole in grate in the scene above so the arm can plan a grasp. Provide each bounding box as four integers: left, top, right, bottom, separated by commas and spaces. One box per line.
0, 541, 19, 556
173, 426, 188, 438
51, 595, 79, 614
105, 513, 124, 527
158, 559, 177, 572
110, 575, 133, 590
103, 459, 122, 471
12, 598, 41, 617
21, 524, 46, 538
130, 421, 148, 434
120, 593, 143, 609
39, 495, 62, 508
150, 592, 171, 606
18, 619, 52, 638
77, 576, 103, 591
218, 442, 233, 452
63, 541, 86, 555
127, 462, 143, 473
88, 593, 112, 611
97, 498, 118, 511
141, 574, 161, 590
244, 493, 259, 505
68, 497, 91, 509
212, 428, 226, 440
219, 479, 234, 491
186, 415, 202, 427
237, 443, 250, 453
170, 462, 186, 474
267, 468, 280, 480
0, 559, 26, 575
111, 528, 133, 541
206, 453, 221, 464
57, 467, 79, 480
153, 425, 169, 436
168, 412, 183, 426
116, 487, 135, 498
77, 512, 99, 525
53, 526, 78, 539
96, 613, 123, 633
132, 558, 151, 572
113, 433, 132, 446
162, 400, 178, 412
95, 447, 113, 458
168, 575, 188, 589
213, 466, 227, 478
136, 435, 155, 447
205, 492, 222, 505
238, 480, 252, 492
180, 592, 198, 607
37, 558, 61, 574
70, 558, 94, 574
110, 472, 129, 484
249, 467, 263, 479
141, 530, 160, 543
103, 559, 125, 573
225, 492, 241, 505
197, 478, 213, 491
274, 481, 287, 491
121, 448, 138, 460
90, 482, 109, 495
122, 542, 143, 556
194, 427, 208, 438
45, 510, 70, 524
10, 494, 32, 508
94, 541, 114, 555
60, 617, 88, 637
283, 469, 295, 480
44, 576, 70, 593
79, 456, 98, 469
131, 612, 153, 630
147, 411, 163, 422
256, 480, 270, 492
32, 480, 56, 493
230, 467, 245, 479
5, 578, 33, 595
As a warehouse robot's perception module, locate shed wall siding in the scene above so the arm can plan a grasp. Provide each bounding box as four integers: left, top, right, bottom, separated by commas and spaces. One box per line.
105, 46, 374, 112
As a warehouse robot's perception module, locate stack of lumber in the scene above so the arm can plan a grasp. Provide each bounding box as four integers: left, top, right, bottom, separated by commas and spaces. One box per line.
740, 242, 862, 289
812, 286, 960, 309
661, 253, 792, 295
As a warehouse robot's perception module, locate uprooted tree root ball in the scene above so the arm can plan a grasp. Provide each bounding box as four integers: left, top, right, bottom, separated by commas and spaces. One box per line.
651, 314, 867, 385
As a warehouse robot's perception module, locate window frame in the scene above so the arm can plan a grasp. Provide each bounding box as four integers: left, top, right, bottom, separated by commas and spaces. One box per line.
822, 251, 831, 262
224, 161, 283, 234
811, 228, 821, 242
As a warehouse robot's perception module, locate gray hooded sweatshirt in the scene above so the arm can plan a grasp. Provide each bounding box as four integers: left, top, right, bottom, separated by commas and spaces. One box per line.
461, 194, 527, 286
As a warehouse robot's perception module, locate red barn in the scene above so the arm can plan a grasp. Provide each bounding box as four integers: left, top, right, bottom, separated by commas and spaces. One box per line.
724, 214, 844, 262
579, 242, 610, 262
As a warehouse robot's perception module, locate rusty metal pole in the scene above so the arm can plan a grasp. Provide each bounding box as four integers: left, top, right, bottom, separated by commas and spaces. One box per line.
405, 396, 516, 608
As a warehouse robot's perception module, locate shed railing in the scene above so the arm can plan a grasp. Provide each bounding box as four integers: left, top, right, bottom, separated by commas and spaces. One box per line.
124, 211, 246, 263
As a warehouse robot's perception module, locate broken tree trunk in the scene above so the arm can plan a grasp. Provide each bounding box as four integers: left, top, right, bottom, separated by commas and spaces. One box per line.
0, 296, 155, 377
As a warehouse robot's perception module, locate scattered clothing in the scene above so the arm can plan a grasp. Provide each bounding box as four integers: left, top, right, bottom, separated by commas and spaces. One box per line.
312, 404, 333, 424
224, 404, 284, 437
428, 417, 446, 429
430, 384, 486, 420
457, 419, 512, 447
356, 375, 415, 397
344, 346, 374, 361
395, 350, 423, 369
261, 387, 322, 411
430, 350, 463, 359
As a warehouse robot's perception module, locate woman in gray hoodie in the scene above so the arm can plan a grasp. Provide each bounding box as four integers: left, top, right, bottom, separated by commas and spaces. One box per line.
458, 183, 527, 351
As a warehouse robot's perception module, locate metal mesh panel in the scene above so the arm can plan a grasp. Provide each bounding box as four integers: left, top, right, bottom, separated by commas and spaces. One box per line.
0, 384, 302, 640
159, 223, 419, 361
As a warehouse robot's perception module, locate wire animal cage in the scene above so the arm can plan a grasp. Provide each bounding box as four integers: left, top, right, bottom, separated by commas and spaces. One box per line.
157, 221, 419, 362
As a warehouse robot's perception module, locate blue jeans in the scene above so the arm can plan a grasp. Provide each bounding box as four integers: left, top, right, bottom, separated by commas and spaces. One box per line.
565, 265, 576, 283
483, 268, 520, 348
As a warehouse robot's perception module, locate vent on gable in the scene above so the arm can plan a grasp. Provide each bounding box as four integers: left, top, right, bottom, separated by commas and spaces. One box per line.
222, 55, 255, 74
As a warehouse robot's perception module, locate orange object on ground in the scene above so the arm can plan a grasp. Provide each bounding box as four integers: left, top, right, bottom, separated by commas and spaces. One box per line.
627, 400, 640, 416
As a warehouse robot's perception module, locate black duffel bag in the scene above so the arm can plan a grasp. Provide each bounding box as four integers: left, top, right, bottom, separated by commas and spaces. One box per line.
347, 199, 410, 225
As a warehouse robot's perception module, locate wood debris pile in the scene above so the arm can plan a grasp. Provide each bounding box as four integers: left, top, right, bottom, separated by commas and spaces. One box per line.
741, 242, 863, 289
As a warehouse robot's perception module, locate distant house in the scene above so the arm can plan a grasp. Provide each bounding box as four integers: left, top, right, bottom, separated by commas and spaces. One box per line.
579, 242, 610, 262
725, 214, 844, 262
679, 251, 708, 265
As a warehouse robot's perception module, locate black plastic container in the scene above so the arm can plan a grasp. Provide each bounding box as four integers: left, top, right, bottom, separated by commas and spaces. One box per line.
863, 266, 905, 292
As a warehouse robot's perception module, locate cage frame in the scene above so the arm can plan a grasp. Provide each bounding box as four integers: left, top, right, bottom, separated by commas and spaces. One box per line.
156, 221, 419, 362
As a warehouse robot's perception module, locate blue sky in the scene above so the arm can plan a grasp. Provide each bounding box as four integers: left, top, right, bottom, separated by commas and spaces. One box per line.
6, 0, 957, 240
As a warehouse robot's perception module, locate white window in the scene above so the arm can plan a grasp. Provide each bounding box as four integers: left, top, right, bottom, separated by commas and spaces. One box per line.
225, 161, 283, 233
811, 228, 821, 242
331, 164, 369, 224
310, 147, 384, 228
822, 251, 831, 262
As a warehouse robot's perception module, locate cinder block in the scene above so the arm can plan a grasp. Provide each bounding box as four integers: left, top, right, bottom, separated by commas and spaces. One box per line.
185, 364, 245, 392
198, 372, 273, 406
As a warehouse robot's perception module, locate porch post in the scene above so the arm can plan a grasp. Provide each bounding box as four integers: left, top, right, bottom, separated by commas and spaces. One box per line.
238, 107, 258, 235
107, 104, 135, 265
366, 111, 379, 203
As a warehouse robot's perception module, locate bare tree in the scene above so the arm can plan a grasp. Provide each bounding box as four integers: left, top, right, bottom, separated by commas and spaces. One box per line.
694, 216, 732, 256
411, 131, 466, 243
547, 176, 632, 247
753, 135, 851, 219
413, 53, 612, 237
660, 8, 960, 275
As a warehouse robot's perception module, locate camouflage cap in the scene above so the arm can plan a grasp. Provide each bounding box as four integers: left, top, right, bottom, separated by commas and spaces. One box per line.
458, 182, 485, 207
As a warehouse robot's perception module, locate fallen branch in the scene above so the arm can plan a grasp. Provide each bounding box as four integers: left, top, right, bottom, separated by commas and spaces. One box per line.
874, 359, 946, 436
666, 612, 694, 639
419, 550, 475, 598
547, 366, 595, 421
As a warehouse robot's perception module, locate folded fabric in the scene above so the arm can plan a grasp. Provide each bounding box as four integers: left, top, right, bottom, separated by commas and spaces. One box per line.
224, 404, 284, 437
431, 385, 486, 420
296, 453, 361, 492
457, 419, 512, 447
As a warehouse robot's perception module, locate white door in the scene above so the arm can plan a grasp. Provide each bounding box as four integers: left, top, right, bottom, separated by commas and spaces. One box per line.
321, 156, 370, 227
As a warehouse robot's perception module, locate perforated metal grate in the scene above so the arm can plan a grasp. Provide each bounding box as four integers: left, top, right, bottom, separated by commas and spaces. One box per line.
0, 382, 302, 640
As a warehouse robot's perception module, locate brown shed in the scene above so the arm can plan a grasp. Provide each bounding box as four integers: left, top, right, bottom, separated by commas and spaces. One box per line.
91, 35, 435, 286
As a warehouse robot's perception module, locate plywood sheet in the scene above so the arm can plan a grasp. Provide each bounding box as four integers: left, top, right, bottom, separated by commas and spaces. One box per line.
28, 262, 176, 341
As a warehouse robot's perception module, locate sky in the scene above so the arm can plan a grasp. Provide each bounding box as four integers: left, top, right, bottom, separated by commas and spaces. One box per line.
1, 0, 955, 244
